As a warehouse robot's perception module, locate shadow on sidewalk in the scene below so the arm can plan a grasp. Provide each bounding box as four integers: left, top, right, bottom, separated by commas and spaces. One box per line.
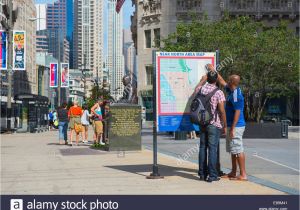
105, 164, 199, 181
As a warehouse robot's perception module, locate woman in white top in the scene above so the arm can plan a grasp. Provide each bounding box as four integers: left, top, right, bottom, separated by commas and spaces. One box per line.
81, 104, 91, 143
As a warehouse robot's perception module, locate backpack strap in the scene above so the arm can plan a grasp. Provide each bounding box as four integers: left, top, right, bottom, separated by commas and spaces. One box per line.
206, 88, 220, 123
204, 88, 219, 105
196, 87, 203, 97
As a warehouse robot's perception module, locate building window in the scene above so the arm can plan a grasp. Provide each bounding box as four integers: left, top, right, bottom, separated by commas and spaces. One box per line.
144, 30, 151, 48
154, 28, 160, 48
146, 66, 153, 85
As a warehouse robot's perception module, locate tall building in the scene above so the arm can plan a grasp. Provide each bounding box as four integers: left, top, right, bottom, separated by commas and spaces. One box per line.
123, 29, 137, 82
1, 0, 37, 95
46, 0, 70, 64
131, 0, 299, 120
37, 29, 69, 63
66, 0, 74, 68
73, 0, 104, 89
36, 34, 48, 53
13, 0, 37, 95
46, 0, 67, 37
35, 4, 47, 31
107, 0, 124, 100
124, 42, 136, 79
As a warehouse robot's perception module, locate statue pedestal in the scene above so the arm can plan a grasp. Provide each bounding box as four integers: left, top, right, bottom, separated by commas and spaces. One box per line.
108, 104, 142, 151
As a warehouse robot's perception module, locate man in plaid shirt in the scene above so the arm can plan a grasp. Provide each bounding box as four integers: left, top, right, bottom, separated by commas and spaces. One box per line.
194, 68, 227, 182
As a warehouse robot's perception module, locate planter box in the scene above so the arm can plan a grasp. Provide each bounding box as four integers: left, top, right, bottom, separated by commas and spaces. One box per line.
243, 122, 285, 139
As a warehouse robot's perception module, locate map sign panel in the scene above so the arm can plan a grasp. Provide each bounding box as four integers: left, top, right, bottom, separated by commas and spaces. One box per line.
156, 52, 216, 132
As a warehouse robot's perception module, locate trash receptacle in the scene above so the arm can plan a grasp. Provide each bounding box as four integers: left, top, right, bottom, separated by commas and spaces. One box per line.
281, 120, 289, 139
175, 131, 187, 140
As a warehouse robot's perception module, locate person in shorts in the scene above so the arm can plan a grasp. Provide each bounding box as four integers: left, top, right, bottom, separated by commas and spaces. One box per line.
216, 71, 247, 181
68, 100, 83, 146
91, 99, 105, 145
81, 104, 91, 143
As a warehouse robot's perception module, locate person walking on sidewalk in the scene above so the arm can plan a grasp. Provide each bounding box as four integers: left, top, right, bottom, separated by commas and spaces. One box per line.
194, 70, 227, 182
68, 100, 83, 146
91, 99, 105, 146
48, 110, 54, 131
216, 72, 248, 181
81, 104, 91, 143
57, 102, 69, 145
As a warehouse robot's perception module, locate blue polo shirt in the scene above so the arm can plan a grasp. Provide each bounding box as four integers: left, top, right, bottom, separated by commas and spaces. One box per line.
225, 86, 246, 127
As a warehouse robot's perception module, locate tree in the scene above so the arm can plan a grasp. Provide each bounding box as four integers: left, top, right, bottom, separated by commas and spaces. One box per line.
86, 86, 113, 109
162, 15, 299, 122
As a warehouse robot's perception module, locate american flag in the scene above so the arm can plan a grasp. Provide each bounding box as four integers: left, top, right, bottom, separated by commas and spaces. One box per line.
116, 0, 125, 13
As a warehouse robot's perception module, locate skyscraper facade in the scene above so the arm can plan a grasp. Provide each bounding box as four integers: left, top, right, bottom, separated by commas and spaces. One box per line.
73, 0, 103, 84
66, 0, 74, 68
35, 3, 47, 31
13, 0, 37, 95
107, 0, 124, 100
123, 29, 136, 83
46, 0, 68, 63
46, 0, 67, 37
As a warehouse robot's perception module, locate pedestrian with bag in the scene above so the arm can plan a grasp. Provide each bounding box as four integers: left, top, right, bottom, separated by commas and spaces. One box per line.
192, 69, 227, 182
57, 102, 69, 145
68, 100, 83, 146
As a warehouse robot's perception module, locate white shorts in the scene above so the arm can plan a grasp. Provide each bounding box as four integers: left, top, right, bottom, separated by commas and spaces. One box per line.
226, 126, 245, 155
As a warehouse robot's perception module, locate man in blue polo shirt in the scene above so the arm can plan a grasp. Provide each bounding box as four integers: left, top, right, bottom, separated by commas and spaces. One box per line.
216, 73, 247, 181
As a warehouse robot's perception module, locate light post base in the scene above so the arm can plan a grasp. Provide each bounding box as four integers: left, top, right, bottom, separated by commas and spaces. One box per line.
146, 165, 164, 179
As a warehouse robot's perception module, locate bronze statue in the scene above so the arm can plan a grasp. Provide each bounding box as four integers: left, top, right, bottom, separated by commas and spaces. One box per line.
118, 75, 138, 104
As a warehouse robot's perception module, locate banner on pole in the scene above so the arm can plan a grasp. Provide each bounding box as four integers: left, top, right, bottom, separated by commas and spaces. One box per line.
61, 63, 69, 88
0, 31, 7, 70
156, 52, 216, 132
50, 63, 58, 87
13, 31, 26, 70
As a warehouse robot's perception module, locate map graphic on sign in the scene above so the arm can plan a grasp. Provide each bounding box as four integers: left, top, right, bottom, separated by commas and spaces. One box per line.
156, 52, 216, 132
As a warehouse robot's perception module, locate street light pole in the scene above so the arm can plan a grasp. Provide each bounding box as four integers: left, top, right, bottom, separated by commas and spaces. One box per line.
6, 0, 14, 132
57, 29, 61, 107
82, 54, 87, 103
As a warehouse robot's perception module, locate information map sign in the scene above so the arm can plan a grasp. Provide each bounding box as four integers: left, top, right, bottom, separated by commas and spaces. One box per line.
156, 52, 216, 132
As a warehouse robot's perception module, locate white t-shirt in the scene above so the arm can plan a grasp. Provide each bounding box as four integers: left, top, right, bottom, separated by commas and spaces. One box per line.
81, 110, 90, 125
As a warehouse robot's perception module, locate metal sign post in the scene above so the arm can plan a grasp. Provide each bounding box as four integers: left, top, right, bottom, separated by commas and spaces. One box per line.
147, 51, 163, 179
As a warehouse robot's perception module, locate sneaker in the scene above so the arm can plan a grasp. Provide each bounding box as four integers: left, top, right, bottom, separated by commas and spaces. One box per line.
100, 141, 105, 146
206, 177, 220, 183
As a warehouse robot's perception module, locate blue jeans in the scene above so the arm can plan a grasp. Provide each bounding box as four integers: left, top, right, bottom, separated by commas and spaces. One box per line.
58, 121, 68, 141
198, 125, 221, 179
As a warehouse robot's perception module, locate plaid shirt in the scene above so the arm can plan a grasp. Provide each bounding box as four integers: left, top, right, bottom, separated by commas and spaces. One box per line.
196, 83, 226, 129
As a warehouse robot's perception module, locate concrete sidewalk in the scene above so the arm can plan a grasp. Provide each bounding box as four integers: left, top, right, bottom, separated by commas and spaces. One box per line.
1, 131, 285, 195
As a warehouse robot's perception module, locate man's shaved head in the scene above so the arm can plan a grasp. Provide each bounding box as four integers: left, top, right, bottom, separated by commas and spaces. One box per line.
228, 75, 240, 88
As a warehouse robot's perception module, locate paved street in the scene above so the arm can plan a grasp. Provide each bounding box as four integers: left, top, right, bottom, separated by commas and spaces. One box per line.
143, 126, 300, 195
0, 128, 286, 195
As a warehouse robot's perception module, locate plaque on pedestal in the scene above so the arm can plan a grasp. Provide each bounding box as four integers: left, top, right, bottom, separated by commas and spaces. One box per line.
108, 104, 142, 151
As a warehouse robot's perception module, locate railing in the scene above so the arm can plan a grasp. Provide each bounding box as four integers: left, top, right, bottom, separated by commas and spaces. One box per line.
176, 0, 203, 14
222, 0, 297, 14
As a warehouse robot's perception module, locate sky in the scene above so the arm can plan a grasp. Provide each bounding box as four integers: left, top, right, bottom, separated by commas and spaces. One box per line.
35, 0, 135, 55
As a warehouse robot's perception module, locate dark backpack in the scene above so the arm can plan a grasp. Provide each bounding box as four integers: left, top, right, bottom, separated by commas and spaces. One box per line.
190, 87, 219, 126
